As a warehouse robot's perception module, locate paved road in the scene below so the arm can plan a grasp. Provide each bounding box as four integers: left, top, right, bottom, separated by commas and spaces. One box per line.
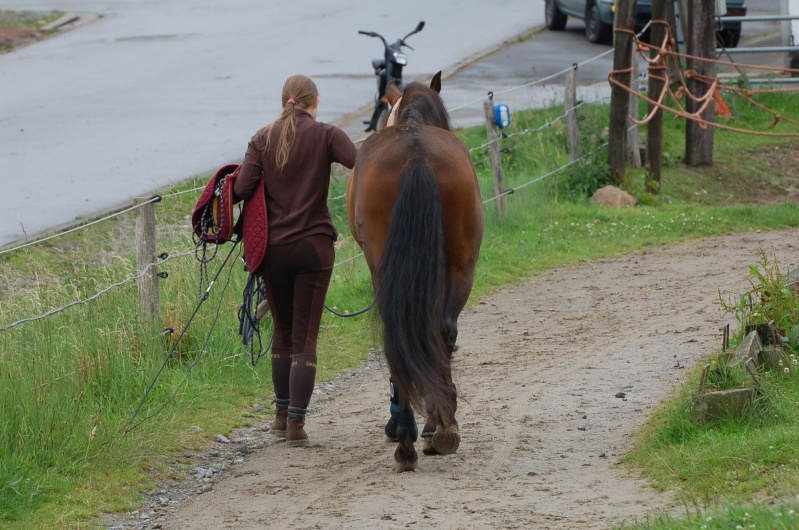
0, 0, 542, 248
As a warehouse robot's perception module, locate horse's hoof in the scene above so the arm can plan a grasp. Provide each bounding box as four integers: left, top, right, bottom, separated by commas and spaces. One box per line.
422, 434, 438, 455
393, 459, 418, 472
431, 426, 460, 455
393, 444, 418, 472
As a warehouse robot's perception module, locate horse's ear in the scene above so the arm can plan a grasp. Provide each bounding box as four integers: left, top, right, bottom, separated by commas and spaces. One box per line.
386, 80, 402, 106
430, 71, 442, 93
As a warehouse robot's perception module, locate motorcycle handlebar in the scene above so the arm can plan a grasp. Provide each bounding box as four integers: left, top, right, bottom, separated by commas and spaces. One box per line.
358, 30, 388, 48
358, 21, 424, 49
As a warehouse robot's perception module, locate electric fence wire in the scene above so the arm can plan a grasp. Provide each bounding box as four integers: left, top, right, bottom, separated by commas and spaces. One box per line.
0, 195, 163, 258
468, 100, 590, 153
448, 46, 617, 114
1, 108, 613, 337
0, 249, 194, 333
125, 241, 241, 434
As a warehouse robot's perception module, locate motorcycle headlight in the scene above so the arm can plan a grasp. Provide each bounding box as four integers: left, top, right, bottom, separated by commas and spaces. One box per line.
392, 52, 408, 65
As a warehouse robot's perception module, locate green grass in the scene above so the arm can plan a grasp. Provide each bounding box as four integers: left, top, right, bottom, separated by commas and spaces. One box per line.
616, 249, 799, 529
1, 90, 799, 528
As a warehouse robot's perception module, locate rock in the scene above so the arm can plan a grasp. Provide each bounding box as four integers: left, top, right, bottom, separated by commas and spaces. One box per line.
759, 345, 791, 375
216, 434, 231, 444
727, 330, 761, 369
590, 185, 636, 208
692, 387, 758, 424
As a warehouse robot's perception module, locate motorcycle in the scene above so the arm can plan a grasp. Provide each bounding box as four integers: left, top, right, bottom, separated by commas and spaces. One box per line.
359, 20, 425, 132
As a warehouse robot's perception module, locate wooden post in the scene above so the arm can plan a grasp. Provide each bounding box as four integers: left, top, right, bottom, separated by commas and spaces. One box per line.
664, 0, 681, 87
675, 0, 689, 50
685, 0, 715, 166
608, 0, 637, 184
647, 0, 667, 193
135, 197, 160, 324
483, 95, 506, 217
626, 57, 642, 168
564, 67, 580, 163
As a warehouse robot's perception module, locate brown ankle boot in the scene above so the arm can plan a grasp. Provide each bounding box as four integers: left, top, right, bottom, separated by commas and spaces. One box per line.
270, 409, 288, 438
270, 398, 289, 439
286, 407, 308, 447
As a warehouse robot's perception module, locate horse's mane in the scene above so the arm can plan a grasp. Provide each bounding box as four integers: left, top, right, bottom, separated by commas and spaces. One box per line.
396, 82, 451, 131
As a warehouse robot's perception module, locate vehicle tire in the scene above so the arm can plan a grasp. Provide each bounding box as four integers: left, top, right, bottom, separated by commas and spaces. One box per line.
585, 1, 612, 44
545, 0, 568, 31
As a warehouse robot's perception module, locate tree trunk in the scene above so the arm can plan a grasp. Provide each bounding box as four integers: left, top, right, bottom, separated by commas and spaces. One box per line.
608, 0, 637, 184
646, 0, 666, 193
685, 0, 715, 166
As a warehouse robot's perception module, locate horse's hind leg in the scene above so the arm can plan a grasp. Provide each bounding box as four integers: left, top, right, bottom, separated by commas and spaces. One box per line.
442, 299, 459, 355
422, 277, 467, 454
384, 378, 417, 443
441, 274, 472, 354
422, 367, 460, 456
392, 395, 419, 472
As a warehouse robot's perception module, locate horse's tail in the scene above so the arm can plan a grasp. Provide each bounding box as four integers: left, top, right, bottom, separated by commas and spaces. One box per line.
377, 149, 450, 417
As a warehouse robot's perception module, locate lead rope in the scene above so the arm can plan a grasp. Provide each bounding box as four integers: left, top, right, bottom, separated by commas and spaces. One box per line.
238, 271, 273, 366
324, 298, 376, 318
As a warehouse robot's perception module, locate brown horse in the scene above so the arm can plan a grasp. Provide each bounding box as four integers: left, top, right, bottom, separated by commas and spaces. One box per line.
346, 72, 484, 472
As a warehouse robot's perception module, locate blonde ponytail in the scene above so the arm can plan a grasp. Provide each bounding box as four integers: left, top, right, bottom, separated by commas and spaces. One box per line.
262, 76, 319, 173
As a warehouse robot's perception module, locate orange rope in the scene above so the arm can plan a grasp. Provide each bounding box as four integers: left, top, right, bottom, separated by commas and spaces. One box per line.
608, 25, 799, 137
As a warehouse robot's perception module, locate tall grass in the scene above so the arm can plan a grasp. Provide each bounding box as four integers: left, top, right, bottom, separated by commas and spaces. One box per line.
1, 90, 798, 527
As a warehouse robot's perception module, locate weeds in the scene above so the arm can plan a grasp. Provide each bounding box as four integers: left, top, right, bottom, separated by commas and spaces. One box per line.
719, 252, 799, 354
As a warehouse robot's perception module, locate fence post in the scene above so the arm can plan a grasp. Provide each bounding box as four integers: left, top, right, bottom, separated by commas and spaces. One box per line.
564, 67, 581, 163
134, 197, 159, 324
482, 93, 506, 217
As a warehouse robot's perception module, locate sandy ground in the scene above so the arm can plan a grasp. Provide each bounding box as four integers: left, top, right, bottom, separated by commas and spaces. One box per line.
107, 228, 799, 530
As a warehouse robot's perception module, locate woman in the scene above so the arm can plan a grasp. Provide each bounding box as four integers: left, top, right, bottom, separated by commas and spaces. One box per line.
234, 75, 357, 447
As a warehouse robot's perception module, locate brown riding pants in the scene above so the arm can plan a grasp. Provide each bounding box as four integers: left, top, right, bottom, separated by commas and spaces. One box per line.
260, 234, 334, 410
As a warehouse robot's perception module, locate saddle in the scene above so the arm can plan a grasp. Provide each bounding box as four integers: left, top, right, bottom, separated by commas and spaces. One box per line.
192, 163, 268, 273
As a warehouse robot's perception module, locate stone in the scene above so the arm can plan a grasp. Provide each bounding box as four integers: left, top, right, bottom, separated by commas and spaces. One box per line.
727, 330, 761, 369
759, 345, 791, 375
692, 387, 758, 424
590, 185, 636, 208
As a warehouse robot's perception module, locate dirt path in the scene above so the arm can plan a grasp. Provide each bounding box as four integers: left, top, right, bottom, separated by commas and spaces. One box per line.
110, 229, 799, 530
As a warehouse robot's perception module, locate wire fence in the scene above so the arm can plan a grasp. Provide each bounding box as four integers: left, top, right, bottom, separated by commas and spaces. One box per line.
3, 30, 798, 389
0, 98, 591, 335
